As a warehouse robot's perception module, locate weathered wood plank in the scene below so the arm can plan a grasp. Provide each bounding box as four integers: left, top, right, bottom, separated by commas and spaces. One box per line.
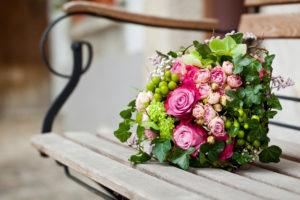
270, 138, 300, 162
67, 132, 300, 200
245, 0, 300, 6
237, 165, 300, 195
63, 1, 219, 31
239, 13, 300, 38
255, 158, 300, 179
30, 134, 205, 200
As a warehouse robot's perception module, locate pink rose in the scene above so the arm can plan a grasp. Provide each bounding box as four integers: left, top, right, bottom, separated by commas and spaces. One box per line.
173, 122, 208, 156
171, 59, 187, 81
210, 66, 226, 86
222, 61, 234, 75
227, 75, 242, 88
136, 91, 153, 110
184, 65, 200, 81
208, 117, 226, 137
198, 84, 211, 99
165, 79, 200, 120
192, 103, 205, 119
207, 92, 221, 104
193, 68, 210, 84
215, 134, 234, 161
204, 104, 217, 124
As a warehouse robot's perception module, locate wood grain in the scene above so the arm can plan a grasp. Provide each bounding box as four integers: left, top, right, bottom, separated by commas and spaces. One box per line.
30, 134, 204, 200
64, 132, 261, 200
239, 13, 300, 38
270, 138, 300, 162
245, 0, 300, 6
63, 1, 219, 31
92, 132, 300, 200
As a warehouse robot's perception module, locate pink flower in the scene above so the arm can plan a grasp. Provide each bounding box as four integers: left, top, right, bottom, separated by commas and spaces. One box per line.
259, 68, 269, 79
193, 68, 210, 84
192, 103, 205, 119
250, 53, 264, 63
215, 134, 234, 161
184, 65, 200, 81
165, 79, 200, 120
204, 104, 217, 124
208, 117, 226, 137
227, 75, 242, 88
210, 66, 226, 86
173, 122, 208, 156
207, 92, 221, 104
216, 89, 225, 96
144, 129, 156, 140
171, 59, 187, 81
222, 61, 234, 75
141, 112, 149, 122
198, 84, 212, 99
136, 91, 153, 110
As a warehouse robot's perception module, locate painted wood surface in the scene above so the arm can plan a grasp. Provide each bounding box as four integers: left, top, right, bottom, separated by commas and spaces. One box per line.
245, 0, 300, 6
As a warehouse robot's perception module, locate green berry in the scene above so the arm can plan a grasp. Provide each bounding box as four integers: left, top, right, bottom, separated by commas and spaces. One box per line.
246, 135, 251, 142
225, 120, 232, 129
165, 76, 171, 81
165, 70, 171, 78
251, 115, 260, 121
171, 73, 180, 82
238, 116, 243, 123
253, 140, 261, 148
146, 82, 155, 91
159, 81, 168, 88
155, 88, 161, 94
168, 81, 177, 90
237, 139, 245, 146
244, 123, 249, 130
233, 120, 240, 128
237, 130, 245, 138
152, 77, 160, 86
243, 113, 247, 121
238, 108, 244, 116
160, 86, 169, 95
247, 144, 252, 150
154, 93, 162, 101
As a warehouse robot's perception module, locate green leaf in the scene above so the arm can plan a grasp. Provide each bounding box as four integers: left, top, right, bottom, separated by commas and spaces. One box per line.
140, 121, 160, 130
187, 147, 196, 155
244, 86, 262, 107
259, 145, 282, 163
156, 50, 168, 58
200, 141, 225, 162
209, 38, 226, 52
152, 139, 171, 162
129, 152, 151, 163
207, 151, 220, 161
230, 33, 243, 44
266, 110, 277, 119
232, 152, 251, 165
248, 119, 267, 141
120, 108, 134, 119
136, 125, 145, 141
223, 36, 236, 51
267, 95, 282, 110
199, 151, 208, 165
136, 111, 143, 123
127, 99, 136, 108
114, 129, 132, 143
231, 44, 247, 58
227, 126, 239, 137
195, 43, 211, 58
171, 148, 189, 170
232, 55, 251, 74
264, 54, 275, 67
167, 51, 177, 58
118, 121, 130, 131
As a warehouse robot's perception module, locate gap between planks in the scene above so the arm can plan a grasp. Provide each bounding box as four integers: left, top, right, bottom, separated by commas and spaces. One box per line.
66, 132, 300, 200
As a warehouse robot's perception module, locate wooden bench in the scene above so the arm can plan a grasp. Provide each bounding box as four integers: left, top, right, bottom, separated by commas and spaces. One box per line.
31, 1, 300, 199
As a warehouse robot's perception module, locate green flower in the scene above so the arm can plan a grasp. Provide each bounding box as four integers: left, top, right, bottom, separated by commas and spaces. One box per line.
158, 116, 175, 139
147, 100, 167, 122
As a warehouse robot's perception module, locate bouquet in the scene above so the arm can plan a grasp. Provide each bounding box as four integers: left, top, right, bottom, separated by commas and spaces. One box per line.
114, 32, 294, 171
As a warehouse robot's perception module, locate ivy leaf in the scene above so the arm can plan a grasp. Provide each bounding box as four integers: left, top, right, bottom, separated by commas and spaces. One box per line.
227, 126, 239, 137
230, 33, 243, 44
266, 110, 278, 119
140, 121, 160, 130
199, 151, 208, 165
171, 148, 190, 170
209, 38, 226, 52
129, 152, 151, 163
232, 152, 251, 165
264, 54, 275, 67
187, 147, 196, 155
114, 129, 131, 143
231, 44, 247, 58
167, 51, 177, 58
156, 50, 168, 58
267, 94, 282, 110
120, 108, 134, 119
232, 55, 251, 74
259, 145, 282, 163
152, 139, 171, 162
136, 125, 145, 141
200, 140, 225, 161
248, 119, 267, 141
127, 99, 136, 108
244, 86, 262, 107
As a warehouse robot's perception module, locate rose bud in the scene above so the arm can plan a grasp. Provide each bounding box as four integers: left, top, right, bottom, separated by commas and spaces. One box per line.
192, 103, 205, 119
193, 68, 210, 84
227, 75, 242, 88
210, 66, 226, 86
208, 117, 226, 137
211, 82, 219, 91
202, 98, 208, 104
221, 116, 227, 122
207, 92, 221, 105
222, 61, 234, 75
207, 65, 213, 71
213, 104, 222, 112
222, 84, 232, 92
144, 129, 157, 140
207, 136, 215, 144
204, 104, 217, 124
195, 117, 205, 125
220, 95, 230, 106
198, 84, 212, 99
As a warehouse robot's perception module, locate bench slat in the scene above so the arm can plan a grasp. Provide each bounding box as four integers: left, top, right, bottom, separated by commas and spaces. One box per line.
270, 138, 300, 162
76, 132, 300, 200
30, 134, 205, 200
245, 0, 300, 6
62, 1, 219, 31
65, 132, 261, 200
239, 13, 300, 38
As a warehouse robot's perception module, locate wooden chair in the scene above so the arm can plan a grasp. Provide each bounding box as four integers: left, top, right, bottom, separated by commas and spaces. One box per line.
31, 1, 300, 199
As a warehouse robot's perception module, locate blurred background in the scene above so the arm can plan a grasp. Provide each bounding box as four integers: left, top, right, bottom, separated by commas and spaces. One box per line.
0, 0, 299, 199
